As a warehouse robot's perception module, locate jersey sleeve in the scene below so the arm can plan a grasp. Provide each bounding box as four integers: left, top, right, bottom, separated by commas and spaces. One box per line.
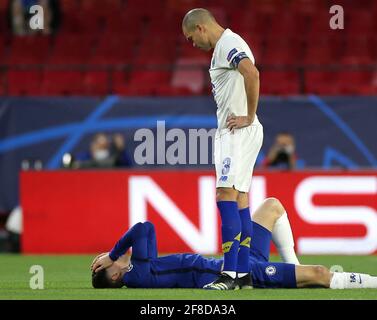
109, 222, 156, 261
220, 36, 251, 69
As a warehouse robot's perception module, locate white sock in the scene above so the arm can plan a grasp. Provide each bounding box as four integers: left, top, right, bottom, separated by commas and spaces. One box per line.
238, 273, 248, 278
271, 211, 300, 265
222, 271, 237, 279
330, 272, 377, 289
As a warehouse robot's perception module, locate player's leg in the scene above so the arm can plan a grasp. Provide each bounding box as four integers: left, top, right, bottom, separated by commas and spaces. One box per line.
204, 129, 242, 290
252, 198, 300, 264
329, 271, 377, 289
251, 263, 377, 289
236, 192, 253, 288
295, 265, 331, 288
249, 261, 297, 288
295, 265, 377, 289
203, 186, 240, 290
215, 187, 241, 281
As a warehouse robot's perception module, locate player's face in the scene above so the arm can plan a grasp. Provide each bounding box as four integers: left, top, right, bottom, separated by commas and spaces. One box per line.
183, 26, 211, 51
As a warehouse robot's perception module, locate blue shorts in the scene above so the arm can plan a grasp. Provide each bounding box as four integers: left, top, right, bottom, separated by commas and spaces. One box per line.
249, 221, 297, 288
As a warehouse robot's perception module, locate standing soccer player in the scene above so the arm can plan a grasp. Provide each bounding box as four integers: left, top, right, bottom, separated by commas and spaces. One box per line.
182, 9, 263, 290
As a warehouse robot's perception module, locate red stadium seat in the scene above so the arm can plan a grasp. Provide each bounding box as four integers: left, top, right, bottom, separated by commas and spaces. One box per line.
40, 70, 84, 95
346, 11, 374, 36
303, 35, 344, 65
260, 71, 300, 95
48, 35, 95, 65
178, 42, 211, 61
366, 72, 377, 94
0, 37, 5, 61
115, 70, 171, 96
247, 0, 284, 15
155, 84, 195, 96
5, 36, 52, 65
229, 11, 269, 35
171, 58, 206, 95
370, 36, 377, 60
0, 0, 375, 97
238, 34, 264, 64
262, 37, 303, 66
112, 69, 131, 94
305, 71, 341, 95
7, 70, 42, 96
307, 12, 338, 36
83, 71, 110, 96
0, 70, 5, 96
89, 35, 135, 66
0, 6, 7, 34
334, 71, 373, 94
289, 0, 326, 16
60, 0, 80, 15
78, 0, 124, 33
341, 36, 373, 65
137, 37, 177, 59
268, 13, 303, 37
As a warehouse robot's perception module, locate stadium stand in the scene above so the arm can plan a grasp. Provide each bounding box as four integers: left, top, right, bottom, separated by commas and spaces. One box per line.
0, 0, 376, 96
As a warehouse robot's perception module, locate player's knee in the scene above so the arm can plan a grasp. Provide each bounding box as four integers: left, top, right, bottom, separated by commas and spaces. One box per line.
216, 188, 238, 202
143, 221, 155, 232
133, 222, 147, 234
264, 197, 284, 218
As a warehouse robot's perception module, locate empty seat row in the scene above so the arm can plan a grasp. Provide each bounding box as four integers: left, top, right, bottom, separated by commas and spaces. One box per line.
3, 69, 377, 96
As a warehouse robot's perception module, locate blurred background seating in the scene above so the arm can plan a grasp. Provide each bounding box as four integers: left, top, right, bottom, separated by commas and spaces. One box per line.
0, 0, 376, 96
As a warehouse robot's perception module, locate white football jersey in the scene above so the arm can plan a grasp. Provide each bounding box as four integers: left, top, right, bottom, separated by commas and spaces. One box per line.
209, 28, 259, 129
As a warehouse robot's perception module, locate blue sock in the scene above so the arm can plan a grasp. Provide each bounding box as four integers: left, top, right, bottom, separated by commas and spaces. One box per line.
237, 207, 253, 274
217, 201, 241, 274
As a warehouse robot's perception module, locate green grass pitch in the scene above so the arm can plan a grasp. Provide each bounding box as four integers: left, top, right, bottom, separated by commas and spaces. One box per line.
0, 254, 376, 300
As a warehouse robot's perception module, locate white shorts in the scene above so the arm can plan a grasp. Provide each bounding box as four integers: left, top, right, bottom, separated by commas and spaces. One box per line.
214, 121, 263, 192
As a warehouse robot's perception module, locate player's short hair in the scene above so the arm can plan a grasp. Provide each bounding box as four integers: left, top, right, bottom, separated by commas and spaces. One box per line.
182, 8, 216, 31
91, 269, 124, 289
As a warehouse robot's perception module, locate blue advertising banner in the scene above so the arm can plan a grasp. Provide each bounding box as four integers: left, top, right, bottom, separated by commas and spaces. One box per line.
0, 95, 376, 211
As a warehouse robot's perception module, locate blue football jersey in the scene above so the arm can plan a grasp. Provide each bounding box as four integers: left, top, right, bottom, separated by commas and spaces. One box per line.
123, 253, 222, 288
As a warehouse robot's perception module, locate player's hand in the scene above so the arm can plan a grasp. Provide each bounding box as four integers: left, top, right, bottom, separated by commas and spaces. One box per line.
91, 253, 113, 273
91, 252, 108, 270
226, 114, 254, 133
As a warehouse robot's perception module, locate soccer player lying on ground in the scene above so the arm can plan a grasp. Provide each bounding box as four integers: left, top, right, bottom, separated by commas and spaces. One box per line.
91, 198, 377, 290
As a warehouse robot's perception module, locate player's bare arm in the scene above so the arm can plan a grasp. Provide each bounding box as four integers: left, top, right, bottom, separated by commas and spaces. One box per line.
226, 59, 260, 131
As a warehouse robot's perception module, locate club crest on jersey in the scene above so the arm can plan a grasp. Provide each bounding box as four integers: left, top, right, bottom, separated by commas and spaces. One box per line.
265, 265, 276, 276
